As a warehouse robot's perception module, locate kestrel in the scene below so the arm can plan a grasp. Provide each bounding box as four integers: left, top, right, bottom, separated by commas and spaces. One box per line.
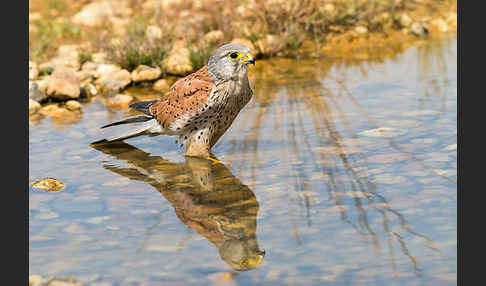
92, 43, 255, 158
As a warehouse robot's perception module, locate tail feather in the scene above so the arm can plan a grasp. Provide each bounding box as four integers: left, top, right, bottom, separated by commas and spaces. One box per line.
92, 117, 159, 144
101, 115, 153, 129
129, 100, 159, 116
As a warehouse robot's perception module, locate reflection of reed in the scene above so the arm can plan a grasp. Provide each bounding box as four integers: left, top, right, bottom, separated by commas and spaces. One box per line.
91, 142, 265, 271
416, 37, 455, 113
226, 40, 453, 276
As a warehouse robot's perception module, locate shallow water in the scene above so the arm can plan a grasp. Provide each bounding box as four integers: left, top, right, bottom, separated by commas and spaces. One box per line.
29, 37, 457, 286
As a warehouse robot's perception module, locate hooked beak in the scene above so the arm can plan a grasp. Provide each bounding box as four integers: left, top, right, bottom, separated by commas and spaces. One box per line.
242, 53, 255, 66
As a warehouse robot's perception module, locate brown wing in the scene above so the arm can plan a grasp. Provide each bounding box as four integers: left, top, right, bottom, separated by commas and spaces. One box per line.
149, 66, 215, 129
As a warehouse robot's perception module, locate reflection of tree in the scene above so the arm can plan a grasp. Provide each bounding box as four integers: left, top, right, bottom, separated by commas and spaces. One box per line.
91, 142, 265, 271
225, 40, 453, 276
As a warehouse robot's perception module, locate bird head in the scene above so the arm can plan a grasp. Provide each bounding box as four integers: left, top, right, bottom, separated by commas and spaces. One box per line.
208, 43, 255, 81
218, 238, 266, 271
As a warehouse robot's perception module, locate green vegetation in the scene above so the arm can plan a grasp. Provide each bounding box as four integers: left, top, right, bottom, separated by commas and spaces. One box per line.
30, 18, 81, 60
99, 20, 170, 71
189, 45, 212, 70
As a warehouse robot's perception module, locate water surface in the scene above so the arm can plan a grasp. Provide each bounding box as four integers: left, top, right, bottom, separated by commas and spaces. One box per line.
29, 37, 457, 285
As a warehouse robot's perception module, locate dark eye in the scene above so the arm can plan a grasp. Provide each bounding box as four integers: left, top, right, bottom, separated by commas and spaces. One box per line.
230, 52, 239, 59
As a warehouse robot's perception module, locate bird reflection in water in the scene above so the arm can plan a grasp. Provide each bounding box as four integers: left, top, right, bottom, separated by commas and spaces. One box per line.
91, 142, 265, 271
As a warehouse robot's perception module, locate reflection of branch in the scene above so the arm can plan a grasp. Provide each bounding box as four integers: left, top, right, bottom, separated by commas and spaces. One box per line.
136, 212, 165, 254
330, 75, 456, 184
227, 46, 450, 275
393, 232, 422, 276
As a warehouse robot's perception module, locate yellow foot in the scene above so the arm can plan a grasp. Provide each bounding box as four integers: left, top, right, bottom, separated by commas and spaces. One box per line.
207, 157, 224, 165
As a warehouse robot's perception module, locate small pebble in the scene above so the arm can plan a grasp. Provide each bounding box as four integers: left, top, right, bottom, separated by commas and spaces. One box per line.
65, 100, 82, 111
31, 177, 65, 191
358, 127, 407, 138
355, 26, 368, 34
105, 94, 133, 107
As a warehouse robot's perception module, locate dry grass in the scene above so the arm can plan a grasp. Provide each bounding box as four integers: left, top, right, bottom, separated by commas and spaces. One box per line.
29, 0, 456, 68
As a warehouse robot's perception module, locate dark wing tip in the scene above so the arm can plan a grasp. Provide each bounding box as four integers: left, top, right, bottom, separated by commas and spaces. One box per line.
90, 139, 108, 145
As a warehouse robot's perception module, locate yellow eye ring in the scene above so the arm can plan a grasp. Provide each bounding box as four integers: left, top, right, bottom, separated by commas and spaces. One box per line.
229, 51, 242, 60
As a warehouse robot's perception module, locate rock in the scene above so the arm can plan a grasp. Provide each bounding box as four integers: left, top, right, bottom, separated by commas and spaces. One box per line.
39, 104, 80, 122
49, 108, 83, 126
204, 30, 224, 45
95, 68, 131, 92
29, 81, 48, 102
29, 13, 41, 22
431, 18, 448, 32
94, 64, 121, 78
105, 94, 134, 107
322, 3, 336, 15
153, 79, 171, 93
355, 26, 368, 34
91, 52, 108, 64
255, 34, 284, 56
46, 67, 81, 100
29, 275, 43, 286
29, 61, 39, 80
377, 12, 392, 28
65, 100, 82, 111
29, 99, 41, 114
131, 65, 162, 82
72, 0, 131, 27
81, 83, 97, 97
410, 22, 428, 37
398, 14, 412, 28
446, 13, 457, 28
39, 45, 81, 73
42, 277, 83, 286
358, 127, 407, 138
76, 70, 94, 82
145, 25, 163, 41
38, 62, 55, 74
143, 0, 182, 10
81, 61, 99, 74
230, 38, 256, 54
39, 104, 61, 116
31, 177, 65, 192
161, 40, 194, 76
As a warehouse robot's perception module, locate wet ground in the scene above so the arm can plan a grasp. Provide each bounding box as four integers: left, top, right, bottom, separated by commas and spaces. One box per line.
29, 36, 457, 286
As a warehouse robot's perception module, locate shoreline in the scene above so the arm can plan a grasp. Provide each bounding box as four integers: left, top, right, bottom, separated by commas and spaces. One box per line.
29, 0, 457, 119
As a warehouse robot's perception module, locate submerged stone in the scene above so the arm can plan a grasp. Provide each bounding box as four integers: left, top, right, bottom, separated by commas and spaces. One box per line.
358, 127, 407, 138
31, 177, 65, 192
